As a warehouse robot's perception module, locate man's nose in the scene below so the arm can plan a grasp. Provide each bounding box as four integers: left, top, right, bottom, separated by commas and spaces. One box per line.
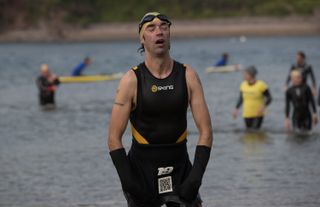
155, 26, 164, 35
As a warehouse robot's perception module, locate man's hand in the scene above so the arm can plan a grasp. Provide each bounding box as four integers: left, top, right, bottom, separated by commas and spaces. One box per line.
257, 105, 266, 116
313, 114, 318, 125
284, 118, 291, 132
232, 109, 239, 119
312, 87, 317, 97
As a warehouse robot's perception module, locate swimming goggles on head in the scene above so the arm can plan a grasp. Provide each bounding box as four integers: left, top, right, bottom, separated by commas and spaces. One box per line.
139, 12, 172, 33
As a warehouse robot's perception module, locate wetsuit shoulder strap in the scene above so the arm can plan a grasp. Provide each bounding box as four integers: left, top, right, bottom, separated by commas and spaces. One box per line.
130, 64, 143, 80
131, 65, 139, 72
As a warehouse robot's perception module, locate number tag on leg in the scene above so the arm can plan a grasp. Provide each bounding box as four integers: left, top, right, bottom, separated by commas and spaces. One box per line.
157, 166, 174, 176
158, 176, 173, 194
157, 167, 174, 194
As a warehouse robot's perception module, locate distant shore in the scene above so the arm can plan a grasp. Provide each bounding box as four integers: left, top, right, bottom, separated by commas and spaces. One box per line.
0, 16, 319, 42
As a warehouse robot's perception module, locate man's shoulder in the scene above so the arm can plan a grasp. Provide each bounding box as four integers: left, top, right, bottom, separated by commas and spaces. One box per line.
240, 81, 247, 88
129, 62, 145, 72
184, 64, 198, 79
122, 68, 137, 80
257, 80, 267, 86
305, 64, 313, 70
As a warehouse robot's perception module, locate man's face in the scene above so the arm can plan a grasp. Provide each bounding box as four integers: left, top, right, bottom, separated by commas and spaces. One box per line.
243, 71, 253, 82
141, 18, 170, 56
296, 54, 304, 65
85, 58, 91, 65
40, 66, 50, 77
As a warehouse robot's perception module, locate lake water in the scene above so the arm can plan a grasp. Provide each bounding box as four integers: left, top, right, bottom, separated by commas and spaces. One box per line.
0, 37, 320, 207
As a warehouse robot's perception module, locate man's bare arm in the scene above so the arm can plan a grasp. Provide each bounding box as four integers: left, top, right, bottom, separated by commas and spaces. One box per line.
179, 65, 213, 203
186, 66, 213, 147
107, 70, 136, 151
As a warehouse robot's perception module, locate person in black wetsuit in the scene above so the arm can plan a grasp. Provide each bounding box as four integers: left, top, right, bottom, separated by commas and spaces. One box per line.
285, 51, 316, 96
108, 12, 213, 207
36, 64, 60, 106
285, 70, 318, 132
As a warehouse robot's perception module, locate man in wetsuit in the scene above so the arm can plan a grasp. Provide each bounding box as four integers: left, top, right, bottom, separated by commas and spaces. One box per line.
107, 12, 213, 207
214, 53, 228, 67
285, 51, 316, 95
36, 64, 60, 106
71, 57, 91, 76
232, 66, 272, 129
285, 70, 317, 132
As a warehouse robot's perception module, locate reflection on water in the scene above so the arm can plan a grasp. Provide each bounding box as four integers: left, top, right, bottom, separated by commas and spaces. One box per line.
1, 37, 320, 207
240, 131, 270, 156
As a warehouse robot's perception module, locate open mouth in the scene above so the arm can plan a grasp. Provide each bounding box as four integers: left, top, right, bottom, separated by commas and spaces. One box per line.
155, 39, 165, 45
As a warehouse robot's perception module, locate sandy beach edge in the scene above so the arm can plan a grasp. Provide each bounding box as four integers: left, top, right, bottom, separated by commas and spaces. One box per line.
0, 16, 319, 42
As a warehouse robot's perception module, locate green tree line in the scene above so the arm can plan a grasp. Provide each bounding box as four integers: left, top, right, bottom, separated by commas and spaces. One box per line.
1, 0, 320, 30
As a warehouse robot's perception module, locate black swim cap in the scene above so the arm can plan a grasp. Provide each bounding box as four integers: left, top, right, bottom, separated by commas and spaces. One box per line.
244, 65, 258, 77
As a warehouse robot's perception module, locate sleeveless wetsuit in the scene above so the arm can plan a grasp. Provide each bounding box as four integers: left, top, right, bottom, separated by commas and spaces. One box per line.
286, 84, 316, 131
130, 61, 188, 144
125, 61, 201, 206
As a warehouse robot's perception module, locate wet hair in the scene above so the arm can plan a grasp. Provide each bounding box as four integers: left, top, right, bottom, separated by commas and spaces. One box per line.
244, 65, 258, 78
138, 43, 145, 54
223, 53, 229, 59
297, 51, 306, 59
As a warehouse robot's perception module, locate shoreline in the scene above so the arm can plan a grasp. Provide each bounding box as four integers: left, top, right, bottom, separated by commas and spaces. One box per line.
0, 16, 319, 42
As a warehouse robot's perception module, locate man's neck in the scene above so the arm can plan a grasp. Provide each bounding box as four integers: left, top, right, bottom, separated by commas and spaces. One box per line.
248, 79, 256, 85
144, 52, 173, 79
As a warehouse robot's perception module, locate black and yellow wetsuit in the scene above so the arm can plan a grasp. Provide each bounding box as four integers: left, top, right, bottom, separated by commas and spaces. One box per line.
130, 61, 188, 145
122, 61, 200, 206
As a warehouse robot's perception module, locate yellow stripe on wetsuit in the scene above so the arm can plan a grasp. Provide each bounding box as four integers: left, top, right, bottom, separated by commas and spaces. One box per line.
131, 124, 187, 144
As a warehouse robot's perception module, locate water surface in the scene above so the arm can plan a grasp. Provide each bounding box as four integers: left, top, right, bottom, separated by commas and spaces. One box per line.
0, 37, 320, 207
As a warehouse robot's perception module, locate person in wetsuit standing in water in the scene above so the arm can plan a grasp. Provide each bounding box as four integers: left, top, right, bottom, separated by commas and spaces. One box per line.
36, 64, 60, 106
107, 12, 213, 207
232, 66, 272, 129
285, 70, 318, 132
285, 51, 316, 96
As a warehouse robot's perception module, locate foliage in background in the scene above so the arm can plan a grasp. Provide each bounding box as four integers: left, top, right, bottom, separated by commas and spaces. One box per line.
1, 0, 320, 30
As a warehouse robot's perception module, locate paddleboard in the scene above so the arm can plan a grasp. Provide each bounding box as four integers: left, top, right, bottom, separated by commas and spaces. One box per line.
59, 72, 124, 83
205, 64, 241, 73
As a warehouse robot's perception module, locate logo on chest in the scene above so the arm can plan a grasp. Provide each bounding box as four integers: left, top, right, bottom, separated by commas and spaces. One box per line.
151, 84, 174, 93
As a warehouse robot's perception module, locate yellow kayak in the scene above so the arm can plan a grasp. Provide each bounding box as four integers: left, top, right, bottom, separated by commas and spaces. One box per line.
59, 73, 124, 83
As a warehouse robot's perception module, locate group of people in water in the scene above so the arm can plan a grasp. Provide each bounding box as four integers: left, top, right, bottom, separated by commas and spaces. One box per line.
36, 50, 318, 134
36, 57, 91, 106
231, 51, 318, 133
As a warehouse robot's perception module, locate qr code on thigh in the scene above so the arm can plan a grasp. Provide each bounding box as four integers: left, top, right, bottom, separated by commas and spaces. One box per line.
158, 176, 173, 194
